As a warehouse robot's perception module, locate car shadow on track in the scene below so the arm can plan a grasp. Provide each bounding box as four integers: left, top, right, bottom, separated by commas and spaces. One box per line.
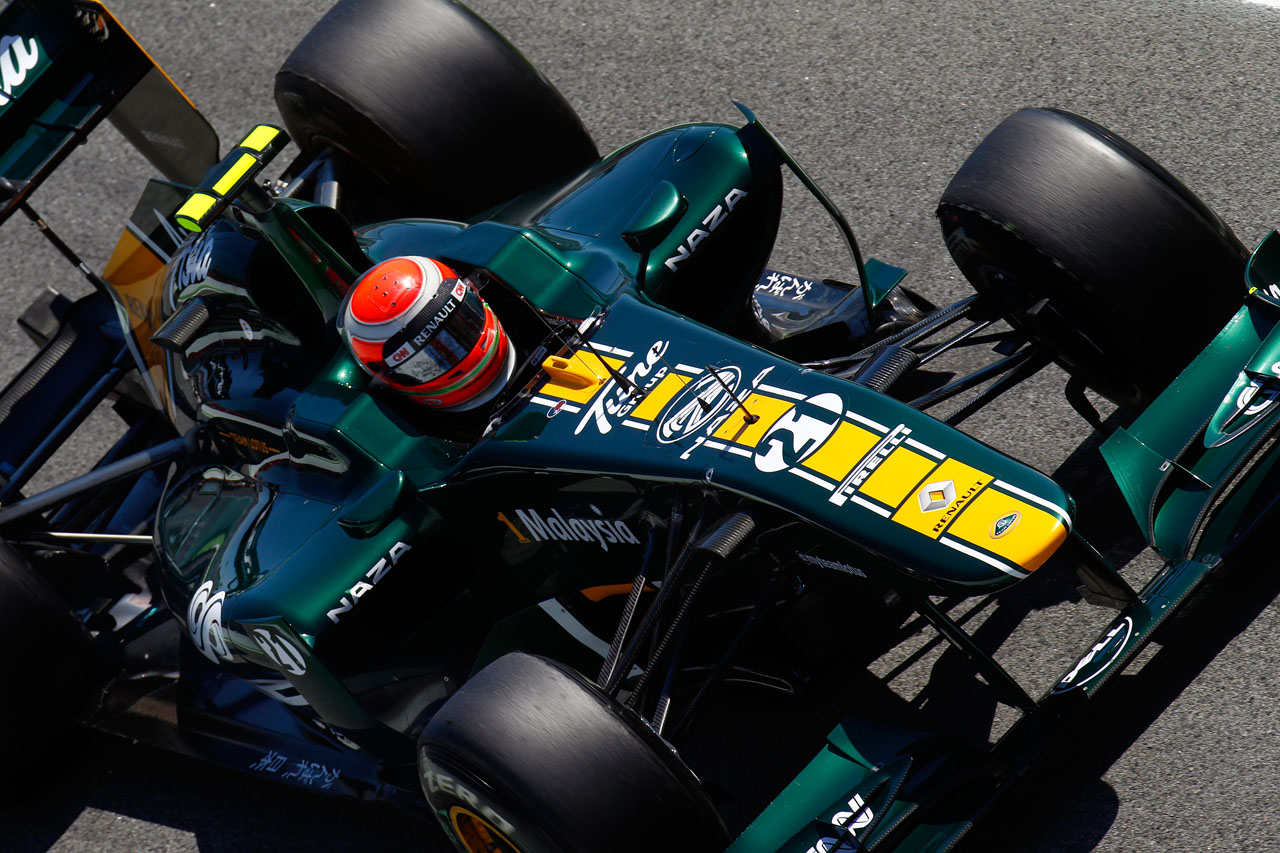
0, 729, 442, 852
677, 504, 1118, 841
9, 423, 1267, 853
963, 515, 1280, 852
684, 418, 1266, 852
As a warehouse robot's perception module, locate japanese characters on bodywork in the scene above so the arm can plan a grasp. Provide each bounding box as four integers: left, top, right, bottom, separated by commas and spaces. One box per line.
503, 295, 1072, 592
756, 271, 816, 301
250, 748, 341, 790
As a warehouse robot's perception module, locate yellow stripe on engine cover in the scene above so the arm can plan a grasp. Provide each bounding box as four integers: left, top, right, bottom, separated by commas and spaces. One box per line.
711, 392, 795, 445
858, 447, 939, 510
891, 458, 990, 539
628, 372, 690, 421
800, 421, 881, 482
945, 488, 1068, 573
175, 192, 217, 232
240, 125, 281, 152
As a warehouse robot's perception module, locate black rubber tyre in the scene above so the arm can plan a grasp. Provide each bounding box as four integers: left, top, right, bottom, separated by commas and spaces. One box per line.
0, 540, 100, 764
937, 108, 1248, 410
275, 0, 598, 222
417, 652, 729, 853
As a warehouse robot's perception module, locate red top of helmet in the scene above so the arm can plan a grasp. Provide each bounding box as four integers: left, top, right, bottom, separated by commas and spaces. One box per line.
339, 255, 516, 411
347, 257, 453, 326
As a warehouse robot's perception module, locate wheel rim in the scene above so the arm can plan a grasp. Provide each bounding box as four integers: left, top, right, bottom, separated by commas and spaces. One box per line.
449, 806, 523, 853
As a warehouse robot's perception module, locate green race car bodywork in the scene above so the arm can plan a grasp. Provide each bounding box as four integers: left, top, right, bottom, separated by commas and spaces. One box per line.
2, 1, 1279, 851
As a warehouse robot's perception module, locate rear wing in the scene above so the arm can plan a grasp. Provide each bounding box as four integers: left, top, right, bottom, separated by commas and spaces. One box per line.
0, 0, 219, 224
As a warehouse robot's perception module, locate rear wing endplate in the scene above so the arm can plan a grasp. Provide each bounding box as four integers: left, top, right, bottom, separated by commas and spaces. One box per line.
0, 0, 219, 224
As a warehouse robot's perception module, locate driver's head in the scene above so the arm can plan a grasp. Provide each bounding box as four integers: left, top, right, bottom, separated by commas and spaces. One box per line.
339, 256, 514, 411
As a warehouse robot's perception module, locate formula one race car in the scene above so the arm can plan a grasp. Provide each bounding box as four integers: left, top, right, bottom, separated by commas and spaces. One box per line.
0, 1, 1274, 851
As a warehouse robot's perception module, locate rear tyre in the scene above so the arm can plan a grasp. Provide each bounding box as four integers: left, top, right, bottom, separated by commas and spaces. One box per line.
417, 652, 729, 853
275, 0, 598, 221
0, 540, 101, 766
937, 108, 1248, 410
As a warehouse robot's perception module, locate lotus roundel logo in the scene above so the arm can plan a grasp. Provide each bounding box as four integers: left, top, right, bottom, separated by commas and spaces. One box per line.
990, 511, 1020, 539
918, 481, 955, 513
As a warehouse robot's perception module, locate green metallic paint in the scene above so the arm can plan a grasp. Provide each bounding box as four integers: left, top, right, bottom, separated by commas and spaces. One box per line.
1245, 230, 1280, 301
24, 0, 1280, 843
739, 549, 1225, 853
154, 110, 1077, 788
239, 199, 352, 321
1101, 269, 1280, 564
702, 139, 1280, 853
358, 218, 606, 319
731, 717, 989, 853
354, 123, 771, 319
620, 179, 687, 252
466, 292, 1071, 594
862, 258, 910, 301
147, 105, 1231, 851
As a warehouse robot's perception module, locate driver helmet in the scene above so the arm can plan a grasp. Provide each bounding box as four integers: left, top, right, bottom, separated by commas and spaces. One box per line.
339, 256, 515, 411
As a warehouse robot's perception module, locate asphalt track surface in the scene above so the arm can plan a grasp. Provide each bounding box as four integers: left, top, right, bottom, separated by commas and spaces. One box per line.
2, 0, 1280, 851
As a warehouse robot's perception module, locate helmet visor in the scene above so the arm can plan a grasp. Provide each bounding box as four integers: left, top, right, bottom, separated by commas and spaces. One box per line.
379, 279, 488, 387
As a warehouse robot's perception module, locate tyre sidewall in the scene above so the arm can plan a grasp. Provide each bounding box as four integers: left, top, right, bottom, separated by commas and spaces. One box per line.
419, 747, 566, 853
416, 653, 728, 853
0, 540, 101, 757
938, 108, 1248, 409
275, 0, 597, 220
941, 207, 1149, 406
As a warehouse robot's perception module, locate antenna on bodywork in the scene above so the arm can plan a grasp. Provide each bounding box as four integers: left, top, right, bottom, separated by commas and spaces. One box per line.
733, 102, 879, 319
703, 363, 758, 425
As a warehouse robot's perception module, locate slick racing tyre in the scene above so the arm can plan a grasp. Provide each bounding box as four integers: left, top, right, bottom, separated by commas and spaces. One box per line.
937, 108, 1248, 410
275, 0, 598, 221
417, 652, 729, 853
0, 540, 101, 766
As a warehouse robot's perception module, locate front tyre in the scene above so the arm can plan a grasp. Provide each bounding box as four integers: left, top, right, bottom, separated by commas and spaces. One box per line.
0, 540, 101, 767
275, 0, 598, 221
417, 652, 729, 853
937, 108, 1248, 410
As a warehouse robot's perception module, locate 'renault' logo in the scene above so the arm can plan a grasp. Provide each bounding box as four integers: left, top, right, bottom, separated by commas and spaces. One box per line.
927, 479, 984, 535
990, 512, 1020, 539
918, 480, 955, 513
